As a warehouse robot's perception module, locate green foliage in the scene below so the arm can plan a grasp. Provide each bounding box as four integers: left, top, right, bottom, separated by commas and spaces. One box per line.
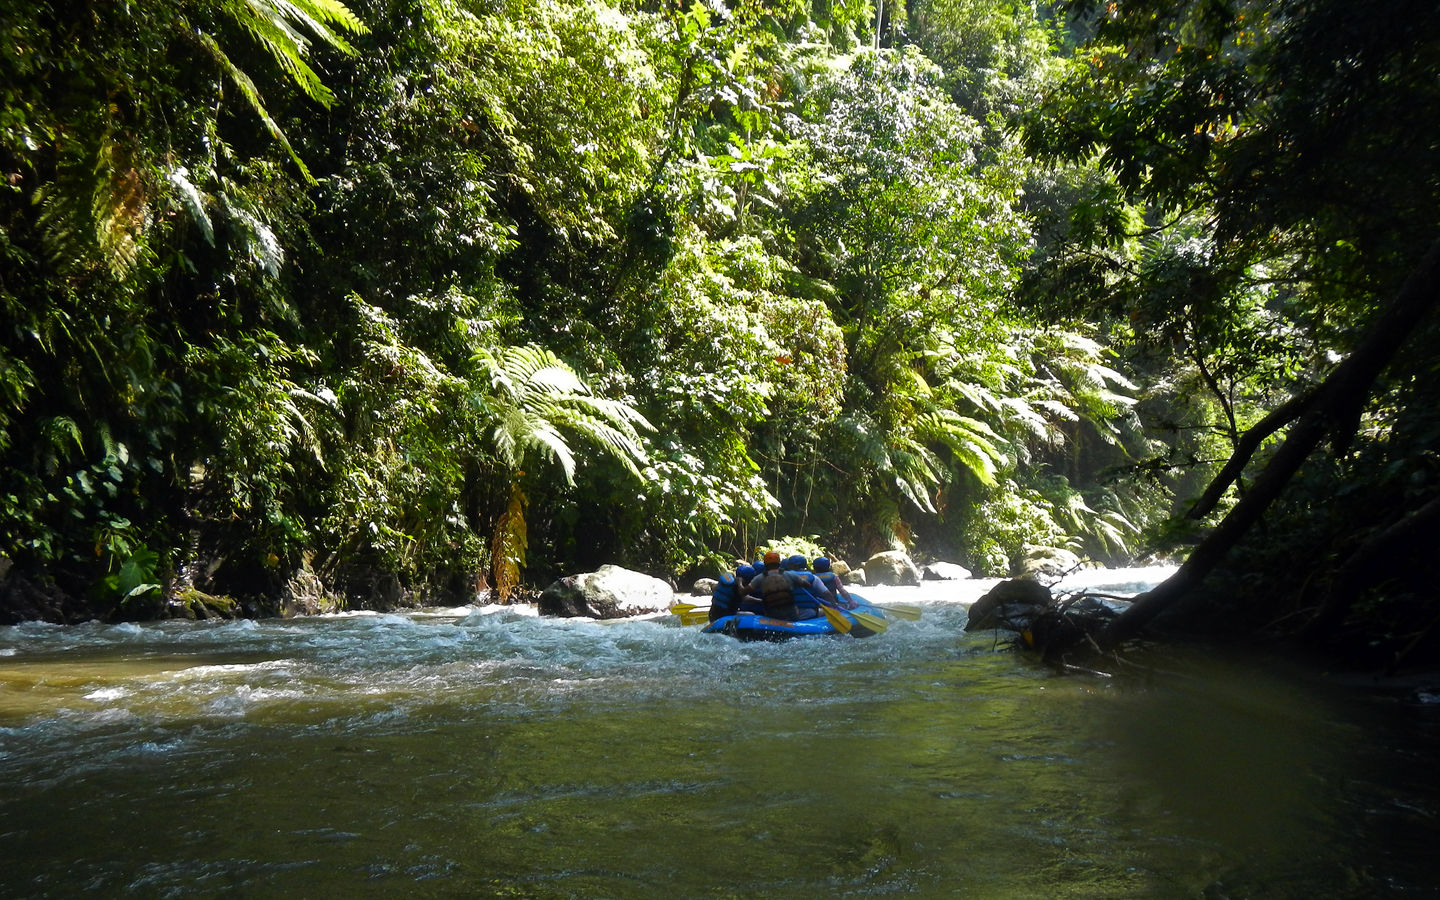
101, 544, 163, 606
472, 344, 651, 486
756, 535, 830, 563
0, 0, 1181, 619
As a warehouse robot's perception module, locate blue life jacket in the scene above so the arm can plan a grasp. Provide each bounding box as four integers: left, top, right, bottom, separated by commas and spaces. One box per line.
816, 571, 853, 608
788, 572, 826, 618
711, 573, 740, 614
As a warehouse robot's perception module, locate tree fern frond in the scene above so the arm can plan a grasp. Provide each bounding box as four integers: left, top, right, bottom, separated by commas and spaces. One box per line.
34, 182, 92, 271
91, 136, 149, 276
228, 4, 335, 107
525, 422, 578, 483
1033, 398, 1080, 422
193, 31, 315, 184
919, 410, 1006, 486
951, 380, 1003, 414
891, 439, 941, 513
554, 409, 648, 478
473, 344, 650, 482
997, 395, 1056, 443
1092, 363, 1138, 391
222, 0, 370, 104
222, 200, 285, 276
528, 363, 588, 395
165, 167, 214, 246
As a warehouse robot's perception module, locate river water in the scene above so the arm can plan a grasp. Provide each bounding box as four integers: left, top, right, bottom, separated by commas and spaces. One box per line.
2, 567, 1438, 898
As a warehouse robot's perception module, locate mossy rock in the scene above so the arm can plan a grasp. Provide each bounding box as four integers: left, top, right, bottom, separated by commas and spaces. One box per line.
170, 588, 239, 620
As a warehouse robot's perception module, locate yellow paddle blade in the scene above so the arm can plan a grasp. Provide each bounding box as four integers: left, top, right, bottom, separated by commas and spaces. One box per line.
874, 603, 922, 620
818, 603, 853, 635
669, 601, 705, 615
678, 611, 711, 626
851, 609, 889, 634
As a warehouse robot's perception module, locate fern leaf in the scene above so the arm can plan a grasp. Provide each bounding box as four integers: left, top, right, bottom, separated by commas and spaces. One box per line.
193, 32, 315, 184
165, 167, 214, 246
91, 137, 148, 276
527, 422, 578, 484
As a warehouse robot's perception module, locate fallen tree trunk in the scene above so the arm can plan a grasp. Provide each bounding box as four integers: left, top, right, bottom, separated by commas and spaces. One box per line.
1099, 236, 1440, 650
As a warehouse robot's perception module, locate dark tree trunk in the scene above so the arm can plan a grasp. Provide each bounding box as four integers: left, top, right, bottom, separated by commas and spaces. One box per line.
1099, 237, 1440, 650
1185, 390, 1316, 520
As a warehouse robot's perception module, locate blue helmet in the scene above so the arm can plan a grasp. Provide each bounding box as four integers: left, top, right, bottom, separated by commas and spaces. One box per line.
737, 564, 756, 580
783, 554, 808, 571
813, 557, 832, 573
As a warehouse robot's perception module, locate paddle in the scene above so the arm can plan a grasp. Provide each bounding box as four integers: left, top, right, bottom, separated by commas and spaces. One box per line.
668, 601, 712, 626
849, 607, 889, 635
815, 601, 853, 635
864, 601, 922, 620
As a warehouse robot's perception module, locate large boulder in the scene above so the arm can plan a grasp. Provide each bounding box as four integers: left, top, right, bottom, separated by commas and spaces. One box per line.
862, 550, 923, 586
538, 565, 674, 619
965, 578, 1052, 632
691, 578, 718, 597
922, 562, 972, 581
1016, 546, 1083, 580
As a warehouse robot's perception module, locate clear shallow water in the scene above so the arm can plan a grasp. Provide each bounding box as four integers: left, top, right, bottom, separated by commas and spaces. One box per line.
2, 569, 1438, 898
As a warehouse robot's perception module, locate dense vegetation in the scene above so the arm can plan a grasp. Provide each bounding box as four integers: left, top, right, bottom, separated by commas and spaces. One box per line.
2, 0, 1436, 665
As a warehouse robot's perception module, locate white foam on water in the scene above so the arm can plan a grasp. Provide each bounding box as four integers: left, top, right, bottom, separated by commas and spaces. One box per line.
83, 686, 128, 702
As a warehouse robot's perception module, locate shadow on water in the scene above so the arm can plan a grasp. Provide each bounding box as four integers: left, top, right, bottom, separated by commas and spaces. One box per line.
1, 581, 1438, 898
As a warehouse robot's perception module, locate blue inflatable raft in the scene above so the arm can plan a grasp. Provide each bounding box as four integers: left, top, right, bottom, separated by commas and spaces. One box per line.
701, 592, 887, 640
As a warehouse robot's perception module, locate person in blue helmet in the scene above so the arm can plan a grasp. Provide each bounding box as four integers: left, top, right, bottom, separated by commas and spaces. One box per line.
708, 571, 740, 623
777, 554, 837, 619
735, 563, 757, 591
812, 557, 855, 609
709, 563, 757, 623
780, 554, 807, 572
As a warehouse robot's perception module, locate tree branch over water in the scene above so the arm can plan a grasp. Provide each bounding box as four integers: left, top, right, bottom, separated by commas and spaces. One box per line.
1100, 236, 1440, 650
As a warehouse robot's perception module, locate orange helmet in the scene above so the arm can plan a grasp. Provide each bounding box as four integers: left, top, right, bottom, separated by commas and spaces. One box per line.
763, 550, 781, 568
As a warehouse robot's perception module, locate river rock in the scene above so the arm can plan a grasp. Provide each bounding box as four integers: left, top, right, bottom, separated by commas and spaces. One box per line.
281, 563, 337, 617
1016, 546, 1083, 580
691, 578, 718, 597
844, 567, 867, 586
538, 565, 674, 619
830, 560, 852, 578
922, 562, 971, 581
965, 578, 1052, 632
862, 550, 922, 586
0, 570, 89, 624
